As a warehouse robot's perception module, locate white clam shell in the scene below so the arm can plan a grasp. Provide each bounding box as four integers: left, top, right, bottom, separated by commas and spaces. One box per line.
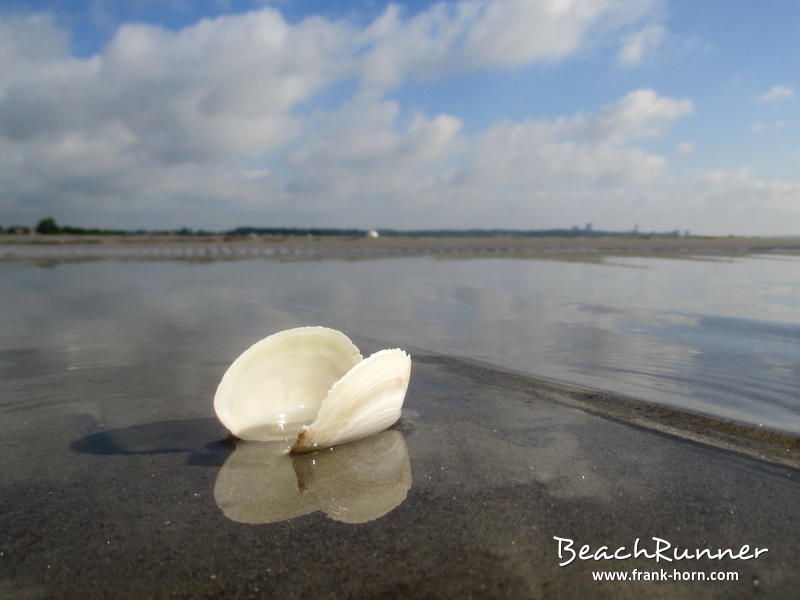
214, 327, 411, 451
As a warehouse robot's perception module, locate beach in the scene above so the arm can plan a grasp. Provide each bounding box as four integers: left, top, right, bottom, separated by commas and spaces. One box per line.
1, 238, 799, 598
2, 347, 798, 598
3, 233, 800, 256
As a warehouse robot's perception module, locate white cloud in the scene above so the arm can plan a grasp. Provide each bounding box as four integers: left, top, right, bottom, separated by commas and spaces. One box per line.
0, 9, 351, 159
675, 142, 694, 154
701, 169, 800, 208
556, 89, 693, 144
750, 120, 793, 134
284, 98, 465, 222
618, 23, 664, 66
759, 85, 794, 103
358, 0, 659, 87
279, 89, 688, 229
0, 1, 668, 228
462, 0, 656, 69
695, 168, 800, 233
1, 2, 798, 236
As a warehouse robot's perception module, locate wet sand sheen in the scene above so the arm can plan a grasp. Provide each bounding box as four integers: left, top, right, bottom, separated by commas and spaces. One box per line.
418, 351, 800, 470
1, 245, 798, 597
2, 349, 799, 598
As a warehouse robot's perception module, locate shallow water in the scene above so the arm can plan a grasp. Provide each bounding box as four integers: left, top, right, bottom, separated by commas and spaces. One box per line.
1, 251, 799, 434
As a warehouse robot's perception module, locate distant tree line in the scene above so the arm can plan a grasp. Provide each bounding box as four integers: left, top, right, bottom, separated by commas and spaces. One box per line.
24, 218, 215, 236
32, 217, 129, 236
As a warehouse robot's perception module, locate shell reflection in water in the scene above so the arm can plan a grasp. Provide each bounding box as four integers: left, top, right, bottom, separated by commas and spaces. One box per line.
214, 430, 411, 525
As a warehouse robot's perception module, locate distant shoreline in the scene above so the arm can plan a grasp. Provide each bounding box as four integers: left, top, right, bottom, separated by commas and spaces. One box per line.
3, 233, 799, 265
2, 233, 799, 253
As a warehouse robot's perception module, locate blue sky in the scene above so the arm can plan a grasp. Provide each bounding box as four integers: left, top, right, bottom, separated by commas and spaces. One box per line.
0, 0, 798, 234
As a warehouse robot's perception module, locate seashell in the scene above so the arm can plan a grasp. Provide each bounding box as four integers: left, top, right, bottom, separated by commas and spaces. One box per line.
214, 326, 411, 452
292, 348, 411, 452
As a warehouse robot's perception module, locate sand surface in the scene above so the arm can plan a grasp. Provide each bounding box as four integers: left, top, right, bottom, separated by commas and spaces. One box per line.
3, 234, 799, 265
1, 345, 797, 599
2, 236, 798, 597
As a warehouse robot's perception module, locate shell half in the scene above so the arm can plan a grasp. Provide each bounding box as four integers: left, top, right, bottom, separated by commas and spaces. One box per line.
292, 349, 411, 453
213, 327, 411, 451
214, 327, 362, 442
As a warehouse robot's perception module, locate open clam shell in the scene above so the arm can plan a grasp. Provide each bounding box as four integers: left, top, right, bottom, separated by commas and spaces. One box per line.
214, 327, 411, 451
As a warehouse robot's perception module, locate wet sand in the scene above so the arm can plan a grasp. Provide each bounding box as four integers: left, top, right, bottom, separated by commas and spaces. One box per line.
2, 234, 800, 265
1, 342, 798, 599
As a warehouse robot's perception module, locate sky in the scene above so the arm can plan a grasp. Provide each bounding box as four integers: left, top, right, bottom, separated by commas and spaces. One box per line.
0, 0, 798, 235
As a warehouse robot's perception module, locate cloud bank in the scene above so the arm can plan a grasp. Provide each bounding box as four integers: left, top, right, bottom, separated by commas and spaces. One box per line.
0, 1, 797, 235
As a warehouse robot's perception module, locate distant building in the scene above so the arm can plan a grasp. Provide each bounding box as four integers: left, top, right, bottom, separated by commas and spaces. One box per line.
366, 229, 380, 239
585, 223, 592, 232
